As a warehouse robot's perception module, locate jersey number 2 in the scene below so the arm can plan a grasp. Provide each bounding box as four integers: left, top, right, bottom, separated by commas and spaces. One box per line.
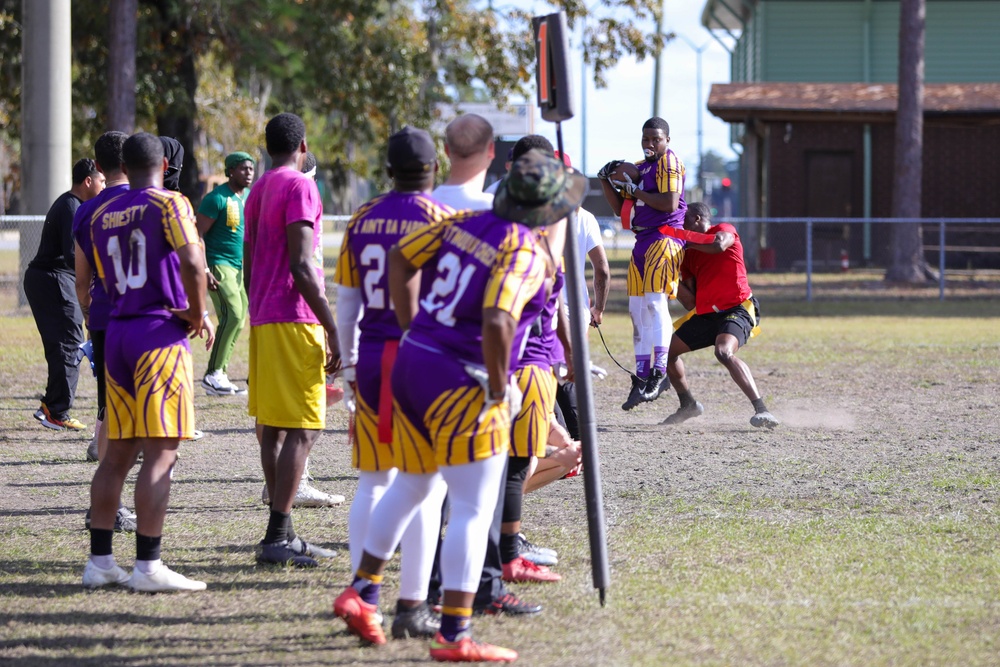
107, 229, 148, 295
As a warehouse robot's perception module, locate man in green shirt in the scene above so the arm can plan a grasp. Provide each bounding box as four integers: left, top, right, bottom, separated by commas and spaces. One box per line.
196, 151, 255, 395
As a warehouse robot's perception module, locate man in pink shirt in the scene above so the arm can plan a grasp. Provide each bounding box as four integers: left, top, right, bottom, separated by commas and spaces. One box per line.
244, 112, 342, 566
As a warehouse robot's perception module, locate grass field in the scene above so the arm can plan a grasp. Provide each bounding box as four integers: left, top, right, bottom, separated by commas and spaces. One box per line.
2, 302, 1000, 666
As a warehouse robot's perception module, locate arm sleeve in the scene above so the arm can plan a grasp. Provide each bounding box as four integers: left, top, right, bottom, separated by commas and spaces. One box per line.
333, 223, 360, 287
397, 217, 449, 269
163, 194, 200, 250
656, 152, 685, 194
483, 231, 547, 320
336, 285, 363, 366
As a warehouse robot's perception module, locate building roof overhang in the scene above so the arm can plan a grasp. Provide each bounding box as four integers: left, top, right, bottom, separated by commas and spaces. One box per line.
708, 82, 1000, 123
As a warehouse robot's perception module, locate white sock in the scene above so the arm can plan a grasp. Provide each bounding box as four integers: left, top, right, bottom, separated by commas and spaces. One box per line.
90, 554, 115, 570
135, 558, 161, 575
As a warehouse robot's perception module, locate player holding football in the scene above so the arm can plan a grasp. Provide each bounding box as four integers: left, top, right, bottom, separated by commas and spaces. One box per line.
597, 116, 687, 411
333, 150, 586, 662
334, 126, 454, 639
662, 202, 779, 429
82, 133, 209, 592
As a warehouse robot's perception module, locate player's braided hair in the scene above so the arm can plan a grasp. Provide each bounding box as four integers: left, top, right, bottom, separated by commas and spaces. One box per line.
265, 112, 306, 157
642, 117, 670, 135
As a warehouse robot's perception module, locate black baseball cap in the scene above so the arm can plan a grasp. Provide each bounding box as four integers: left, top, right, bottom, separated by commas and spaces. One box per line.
386, 126, 436, 175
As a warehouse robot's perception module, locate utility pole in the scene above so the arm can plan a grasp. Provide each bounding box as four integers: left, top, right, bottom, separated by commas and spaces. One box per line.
652, 0, 665, 117
675, 34, 710, 192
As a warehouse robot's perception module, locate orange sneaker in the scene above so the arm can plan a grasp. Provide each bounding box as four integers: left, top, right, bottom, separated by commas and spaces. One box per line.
429, 631, 518, 663
333, 587, 386, 645
501, 556, 561, 583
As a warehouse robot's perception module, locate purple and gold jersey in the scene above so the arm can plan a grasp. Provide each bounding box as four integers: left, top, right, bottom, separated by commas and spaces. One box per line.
398, 209, 549, 369
630, 149, 687, 236
73, 183, 130, 330
90, 187, 199, 320
334, 191, 453, 343
519, 268, 564, 370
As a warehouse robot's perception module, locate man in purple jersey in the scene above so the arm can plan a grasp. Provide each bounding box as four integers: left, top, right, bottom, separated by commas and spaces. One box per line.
83, 132, 209, 592
335, 126, 454, 639
333, 150, 587, 662
598, 116, 687, 411
74, 131, 138, 532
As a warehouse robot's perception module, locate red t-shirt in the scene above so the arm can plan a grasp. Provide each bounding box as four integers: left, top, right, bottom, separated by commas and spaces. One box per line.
680, 223, 752, 314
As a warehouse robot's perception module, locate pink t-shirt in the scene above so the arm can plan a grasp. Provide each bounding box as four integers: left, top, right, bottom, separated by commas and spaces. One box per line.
244, 166, 324, 326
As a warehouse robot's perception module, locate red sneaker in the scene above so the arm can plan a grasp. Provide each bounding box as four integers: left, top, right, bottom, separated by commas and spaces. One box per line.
501, 556, 561, 583
333, 587, 386, 645
429, 632, 518, 662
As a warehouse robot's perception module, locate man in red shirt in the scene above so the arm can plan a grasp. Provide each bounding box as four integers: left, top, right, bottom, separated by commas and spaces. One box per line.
661, 202, 779, 429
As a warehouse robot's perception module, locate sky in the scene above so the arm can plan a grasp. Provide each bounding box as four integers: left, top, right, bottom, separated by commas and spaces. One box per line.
512, 1, 738, 177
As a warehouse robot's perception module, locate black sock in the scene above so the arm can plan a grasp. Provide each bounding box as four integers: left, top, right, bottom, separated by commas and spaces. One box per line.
500, 533, 519, 564
752, 398, 768, 413
678, 390, 695, 408
287, 518, 297, 543
90, 528, 113, 556
136, 533, 162, 562
264, 510, 290, 544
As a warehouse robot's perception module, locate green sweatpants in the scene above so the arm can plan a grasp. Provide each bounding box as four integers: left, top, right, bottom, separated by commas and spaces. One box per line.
207, 263, 248, 375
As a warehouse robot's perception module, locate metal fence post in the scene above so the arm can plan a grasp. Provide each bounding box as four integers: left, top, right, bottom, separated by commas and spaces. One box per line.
805, 218, 813, 302
938, 219, 946, 301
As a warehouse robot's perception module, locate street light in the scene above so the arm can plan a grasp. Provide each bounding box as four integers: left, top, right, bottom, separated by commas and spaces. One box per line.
659, 32, 710, 192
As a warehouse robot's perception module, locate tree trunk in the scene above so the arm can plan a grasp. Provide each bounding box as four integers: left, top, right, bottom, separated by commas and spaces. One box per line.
154, 6, 200, 203
885, 0, 927, 283
107, 0, 137, 133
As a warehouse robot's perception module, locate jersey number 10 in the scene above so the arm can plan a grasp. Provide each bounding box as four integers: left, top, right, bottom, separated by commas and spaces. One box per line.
107, 229, 149, 295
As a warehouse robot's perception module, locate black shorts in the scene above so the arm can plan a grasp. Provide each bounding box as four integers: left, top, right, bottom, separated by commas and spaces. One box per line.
675, 296, 760, 351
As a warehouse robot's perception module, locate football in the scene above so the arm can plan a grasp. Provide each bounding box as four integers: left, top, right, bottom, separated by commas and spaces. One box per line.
608, 161, 640, 191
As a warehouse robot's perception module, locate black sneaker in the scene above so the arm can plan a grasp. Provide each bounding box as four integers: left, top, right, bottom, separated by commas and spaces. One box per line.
256, 540, 318, 567
288, 536, 336, 560
621, 375, 648, 411
661, 401, 705, 425
642, 369, 670, 402
391, 601, 440, 639
473, 592, 543, 616
84, 507, 137, 533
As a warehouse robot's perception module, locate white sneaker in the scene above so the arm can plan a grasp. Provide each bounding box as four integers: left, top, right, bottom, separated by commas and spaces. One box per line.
202, 370, 246, 396
260, 480, 346, 507
83, 560, 131, 588
129, 563, 206, 592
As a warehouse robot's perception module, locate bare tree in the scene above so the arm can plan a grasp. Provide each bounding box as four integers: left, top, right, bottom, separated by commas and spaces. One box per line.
885, 0, 928, 283
107, 0, 137, 133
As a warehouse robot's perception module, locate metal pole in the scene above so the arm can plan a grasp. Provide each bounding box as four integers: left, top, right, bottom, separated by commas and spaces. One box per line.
806, 219, 813, 302
581, 24, 588, 175
555, 120, 610, 606
652, 0, 664, 117
938, 219, 946, 301
695, 46, 704, 190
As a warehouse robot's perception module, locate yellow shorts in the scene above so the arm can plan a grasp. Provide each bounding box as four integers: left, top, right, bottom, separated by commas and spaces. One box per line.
248, 322, 325, 430
627, 237, 685, 297
511, 365, 558, 458
106, 344, 195, 440
353, 391, 396, 472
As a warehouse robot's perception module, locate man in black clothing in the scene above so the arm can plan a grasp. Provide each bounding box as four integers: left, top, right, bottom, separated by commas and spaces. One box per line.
25, 158, 105, 430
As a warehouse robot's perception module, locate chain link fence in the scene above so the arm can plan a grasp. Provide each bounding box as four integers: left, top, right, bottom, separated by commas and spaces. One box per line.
3, 215, 999, 315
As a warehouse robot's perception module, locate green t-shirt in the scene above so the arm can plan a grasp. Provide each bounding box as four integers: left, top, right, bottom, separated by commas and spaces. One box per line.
198, 183, 247, 268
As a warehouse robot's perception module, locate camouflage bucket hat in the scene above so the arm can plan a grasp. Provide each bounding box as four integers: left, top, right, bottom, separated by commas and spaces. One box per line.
493, 149, 590, 228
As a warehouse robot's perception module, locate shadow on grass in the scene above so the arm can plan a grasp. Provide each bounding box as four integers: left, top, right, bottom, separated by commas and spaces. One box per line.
0, 458, 89, 467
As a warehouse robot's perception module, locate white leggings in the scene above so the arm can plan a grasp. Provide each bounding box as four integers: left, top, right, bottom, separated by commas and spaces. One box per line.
358, 469, 447, 602
629, 292, 672, 358
363, 455, 506, 595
